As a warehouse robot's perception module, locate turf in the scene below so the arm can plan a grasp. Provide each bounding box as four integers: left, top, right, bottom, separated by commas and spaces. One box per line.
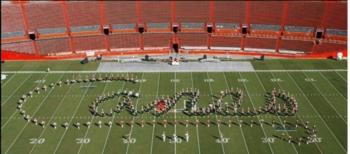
1, 60, 347, 154
1, 59, 347, 71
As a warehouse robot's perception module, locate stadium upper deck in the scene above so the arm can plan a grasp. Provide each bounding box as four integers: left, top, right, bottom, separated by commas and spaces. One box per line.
1, 1, 347, 59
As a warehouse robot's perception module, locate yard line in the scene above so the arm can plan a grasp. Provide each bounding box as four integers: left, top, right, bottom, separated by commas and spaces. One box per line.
101, 81, 127, 154
190, 72, 201, 154
1, 73, 16, 88
2, 69, 347, 74
53, 73, 97, 154
4, 74, 64, 154
334, 71, 347, 83
1, 74, 33, 106
125, 73, 145, 154
221, 72, 250, 154
253, 72, 300, 153
174, 72, 177, 154
77, 73, 112, 154
302, 72, 346, 124
149, 72, 160, 154
286, 72, 346, 152
237, 72, 275, 154
205, 72, 226, 154
29, 76, 74, 154
318, 72, 347, 101
1, 73, 48, 130
267, 72, 323, 153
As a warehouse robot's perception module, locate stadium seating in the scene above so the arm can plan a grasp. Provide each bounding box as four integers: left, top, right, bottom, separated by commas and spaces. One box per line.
1, 1, 347, 59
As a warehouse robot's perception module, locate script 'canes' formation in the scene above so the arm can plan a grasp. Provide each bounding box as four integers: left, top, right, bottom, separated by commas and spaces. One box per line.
14, 73, 321, 145
16, 74, 139, 130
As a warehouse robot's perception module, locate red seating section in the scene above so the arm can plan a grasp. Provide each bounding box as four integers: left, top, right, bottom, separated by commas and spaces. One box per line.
1, 4, 24, 33
109, 33, 140, 49
211, 36, 241, 48
37, 38, 70, 55
179, 33, 208, 47
27, 2, 65, 31
215, 1, 245, 23
245, 37, 277, 50
143, 33, 171, 48
280, 40, 314, 53
1, 1, 347, 59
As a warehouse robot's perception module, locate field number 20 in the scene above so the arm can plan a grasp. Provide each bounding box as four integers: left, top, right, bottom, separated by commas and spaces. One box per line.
76, 138, 90, 144
29, 138, 45, 144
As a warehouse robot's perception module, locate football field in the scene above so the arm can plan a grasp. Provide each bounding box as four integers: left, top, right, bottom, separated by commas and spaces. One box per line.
1, 60, 347, 154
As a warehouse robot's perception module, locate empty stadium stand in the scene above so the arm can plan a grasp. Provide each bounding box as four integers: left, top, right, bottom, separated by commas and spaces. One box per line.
1, 1, 347, 59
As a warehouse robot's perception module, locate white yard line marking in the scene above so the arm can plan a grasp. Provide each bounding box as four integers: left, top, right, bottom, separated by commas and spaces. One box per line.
237, 72, 274, 154
334, 71, 347, 83
1, 73, 48, 130
2, 69, 347, 74
174, 72, 177, 154
4, 74, 64, 154
302, 72, 347, 124
253, 72, 299, 153
205, 72, 226, 154
222, 72, 250, 154
101, 81, 127, 154
1, 73, 16, 88
318, 72, 347, 101
149, 72, 160, 154
1, 74, 33, 107
53, 73, 97, 154
29, 76, 74, 154
190, 72, 201, 154
268, 72, 322, 153
286, 72, 346, 152
77, 73, 111, 154
125, 73, 145, 154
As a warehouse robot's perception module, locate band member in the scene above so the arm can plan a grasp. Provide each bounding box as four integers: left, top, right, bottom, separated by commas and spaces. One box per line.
52, 122, 57, 129
163, 119, 167, 128
98, 120, 102, 128
63, 122, 69, 129
120, 120, 124, 128
162, 132, 166, 142
185, 131, 189, 142
76, 122, 81, 129
40, 121, 45, 128
86, 121, 91, 128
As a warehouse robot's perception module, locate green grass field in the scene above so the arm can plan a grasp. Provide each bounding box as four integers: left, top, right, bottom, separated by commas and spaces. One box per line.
1, 60, 347, 154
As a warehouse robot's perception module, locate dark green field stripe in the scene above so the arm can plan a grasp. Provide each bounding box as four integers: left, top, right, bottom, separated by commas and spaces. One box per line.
256, 72, 323, 153
224, 72, 272, 154
151, 73, 176, 154
174, 73, 202, 154
241, 72, 305, 154
1, 73, 47, 127
277, 72, 346, 153
320, 72, 347, 99
77, 73, 129, 154
192, 72, 224, 154
287, 72, 347, 150
4, 73, 65, 154
8, 73, 73, 153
